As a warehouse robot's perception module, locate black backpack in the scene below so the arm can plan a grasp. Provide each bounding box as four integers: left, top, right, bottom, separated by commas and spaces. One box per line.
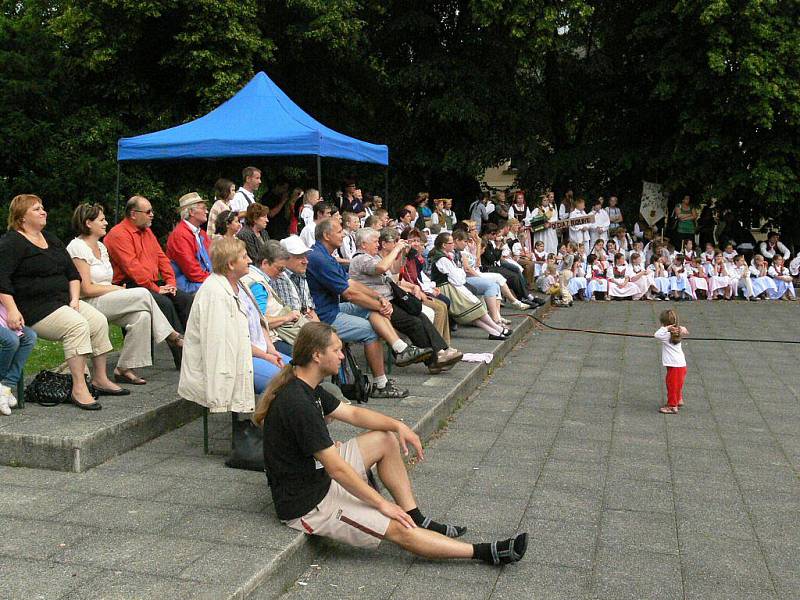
332, 343, 371, 403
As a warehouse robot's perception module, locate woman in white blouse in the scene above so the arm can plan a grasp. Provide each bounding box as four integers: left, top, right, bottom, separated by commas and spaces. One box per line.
67, 204, 183, 385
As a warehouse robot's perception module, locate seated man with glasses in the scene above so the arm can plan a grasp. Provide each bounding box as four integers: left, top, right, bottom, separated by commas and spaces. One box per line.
105, 195, 194, 334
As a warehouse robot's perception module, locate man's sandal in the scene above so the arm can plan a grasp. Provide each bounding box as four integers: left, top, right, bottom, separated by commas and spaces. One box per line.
490, 532, 528, 565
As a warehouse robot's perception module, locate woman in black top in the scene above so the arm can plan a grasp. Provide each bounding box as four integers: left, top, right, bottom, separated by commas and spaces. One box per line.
236, 202, 271, 264
0, 195, 127, 410
479, 223, 538, 306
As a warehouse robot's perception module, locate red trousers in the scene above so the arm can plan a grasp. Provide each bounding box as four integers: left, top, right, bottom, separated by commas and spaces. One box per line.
665, 366, 687, 407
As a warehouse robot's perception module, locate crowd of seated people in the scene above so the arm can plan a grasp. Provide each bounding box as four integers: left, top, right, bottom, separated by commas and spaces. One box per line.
3, 177, 796, 418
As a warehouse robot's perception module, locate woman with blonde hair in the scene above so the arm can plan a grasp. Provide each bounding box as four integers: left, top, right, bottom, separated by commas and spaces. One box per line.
0, 195, 125, 410
67, 203, 184, 385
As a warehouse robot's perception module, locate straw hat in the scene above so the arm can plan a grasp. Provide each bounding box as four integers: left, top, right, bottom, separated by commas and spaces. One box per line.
177, 192, 206, 212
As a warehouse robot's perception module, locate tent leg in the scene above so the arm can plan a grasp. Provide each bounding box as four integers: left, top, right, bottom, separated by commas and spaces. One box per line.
114, 163, 121, 223
384, 167, 389, 205
316, 156, 322, 193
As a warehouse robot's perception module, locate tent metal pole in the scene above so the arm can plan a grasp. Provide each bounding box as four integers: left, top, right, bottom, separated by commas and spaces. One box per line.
114, 163, 121, 223
316, 156, 322, 193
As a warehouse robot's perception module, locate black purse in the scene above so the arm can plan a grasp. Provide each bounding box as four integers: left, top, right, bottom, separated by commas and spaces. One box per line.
388, 279, 423, 316
225, 413, 265, 472
25, 371, 70, 406
26, 371, 100, 407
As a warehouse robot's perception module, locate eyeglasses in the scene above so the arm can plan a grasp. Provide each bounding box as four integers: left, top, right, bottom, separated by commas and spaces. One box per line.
133, 209, 154, 215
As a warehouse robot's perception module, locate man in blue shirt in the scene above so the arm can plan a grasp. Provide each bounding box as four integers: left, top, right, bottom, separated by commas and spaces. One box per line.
306, 219, 432, 399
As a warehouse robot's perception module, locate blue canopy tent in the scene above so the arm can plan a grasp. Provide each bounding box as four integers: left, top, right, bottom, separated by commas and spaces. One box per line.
115, 71, 389, 218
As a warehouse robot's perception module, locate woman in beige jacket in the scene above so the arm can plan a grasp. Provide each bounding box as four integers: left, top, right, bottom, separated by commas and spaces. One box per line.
178, 238, 255, 413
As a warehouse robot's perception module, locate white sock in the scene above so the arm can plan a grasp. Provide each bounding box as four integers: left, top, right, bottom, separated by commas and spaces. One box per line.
391, 340, 408, 353
374, 374, 388, 388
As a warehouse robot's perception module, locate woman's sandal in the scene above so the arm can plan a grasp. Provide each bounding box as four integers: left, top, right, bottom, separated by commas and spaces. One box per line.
114, 370, 147, 385
658, 406, 679, 414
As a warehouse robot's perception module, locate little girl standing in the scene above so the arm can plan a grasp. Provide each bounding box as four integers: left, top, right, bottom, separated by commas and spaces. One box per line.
655, 309, 689, 414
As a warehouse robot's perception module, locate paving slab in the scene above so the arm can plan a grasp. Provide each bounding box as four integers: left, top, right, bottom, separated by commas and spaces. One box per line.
0, 306, 539, 600
278, 301, 799, 600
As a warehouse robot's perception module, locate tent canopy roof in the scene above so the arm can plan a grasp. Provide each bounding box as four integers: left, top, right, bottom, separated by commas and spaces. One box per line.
117, 71, 388, 165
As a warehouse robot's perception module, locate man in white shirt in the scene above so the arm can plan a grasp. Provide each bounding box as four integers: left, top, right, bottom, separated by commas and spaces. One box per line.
230, 166, 261, 217
299, 188, 322, 231
759, 231, 791, 261
568, 198, 593, 246
588, 197, 610, 248
300, 201, 334, 248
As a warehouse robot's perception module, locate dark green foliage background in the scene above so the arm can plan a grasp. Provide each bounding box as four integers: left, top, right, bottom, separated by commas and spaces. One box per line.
1, 0, 798, 239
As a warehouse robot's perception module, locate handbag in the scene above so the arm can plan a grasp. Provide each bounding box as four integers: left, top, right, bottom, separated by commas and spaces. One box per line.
275, 306, 311, 345
332, 344, 371, 403
225, 413, 265, 472
25, 371, 98, 407
387, 279, 423, 316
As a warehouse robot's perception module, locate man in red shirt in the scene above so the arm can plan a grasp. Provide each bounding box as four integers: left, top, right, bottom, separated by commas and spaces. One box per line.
166, 192, 212, 294
105, 196, 193, 334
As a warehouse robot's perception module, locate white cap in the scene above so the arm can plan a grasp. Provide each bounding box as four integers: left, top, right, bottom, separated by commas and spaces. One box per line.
280, 235, 312, 256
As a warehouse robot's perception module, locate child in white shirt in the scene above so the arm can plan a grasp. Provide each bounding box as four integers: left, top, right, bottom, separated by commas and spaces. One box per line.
655, 309, 688, 414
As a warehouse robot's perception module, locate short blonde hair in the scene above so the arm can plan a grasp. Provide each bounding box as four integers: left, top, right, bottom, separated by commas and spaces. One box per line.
8, 194, 42, 231
211, 237, 246, 275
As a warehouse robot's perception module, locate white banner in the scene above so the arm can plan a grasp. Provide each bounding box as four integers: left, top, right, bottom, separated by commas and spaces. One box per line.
640, 181, 667, 227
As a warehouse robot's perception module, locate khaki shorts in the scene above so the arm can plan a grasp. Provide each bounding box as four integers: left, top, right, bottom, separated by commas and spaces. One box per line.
285, 438, 390, 549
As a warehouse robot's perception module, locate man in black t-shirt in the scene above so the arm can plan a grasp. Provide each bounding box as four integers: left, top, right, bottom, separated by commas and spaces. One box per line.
257, 322, 527, 565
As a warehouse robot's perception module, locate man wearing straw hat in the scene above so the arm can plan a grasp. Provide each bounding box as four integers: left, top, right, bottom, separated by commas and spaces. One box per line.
166, 192, 212, 294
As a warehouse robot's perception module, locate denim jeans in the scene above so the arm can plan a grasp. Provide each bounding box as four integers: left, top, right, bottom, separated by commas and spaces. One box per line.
0, 326, 37, 387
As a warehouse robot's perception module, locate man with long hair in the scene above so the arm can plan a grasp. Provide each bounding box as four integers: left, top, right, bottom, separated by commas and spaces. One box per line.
254, 322, 527, 565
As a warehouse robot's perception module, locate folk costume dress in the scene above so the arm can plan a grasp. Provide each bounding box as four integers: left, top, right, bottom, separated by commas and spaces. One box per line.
648, 262, 672, 296
531, 204, 559, 255
767, 264, 796, 299
564, 260, 588, 298
669, 263, 693, 298
586, 259, 609, 299
727, 263, 754, 298
687, 263, 710, 298
708, 261, 734, 299
627, 263, 657, 299
607, 263, 641, 299
748, 261, 778, 297
428, 248, 489, 324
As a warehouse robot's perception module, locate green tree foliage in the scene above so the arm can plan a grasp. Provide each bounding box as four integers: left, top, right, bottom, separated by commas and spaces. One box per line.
0, 0, 797, 237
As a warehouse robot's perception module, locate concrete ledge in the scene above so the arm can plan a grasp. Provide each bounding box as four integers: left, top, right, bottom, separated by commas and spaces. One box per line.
242, 306, 540, 599
0, 396, 204, 473
0, 347, 203, 472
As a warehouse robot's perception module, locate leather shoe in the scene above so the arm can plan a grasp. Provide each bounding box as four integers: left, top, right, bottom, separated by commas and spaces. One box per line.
92, 386, 131, 397
71, 395, 102, 411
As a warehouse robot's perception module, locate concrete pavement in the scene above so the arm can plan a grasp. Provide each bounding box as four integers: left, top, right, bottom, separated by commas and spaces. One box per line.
280, 300, 800, 600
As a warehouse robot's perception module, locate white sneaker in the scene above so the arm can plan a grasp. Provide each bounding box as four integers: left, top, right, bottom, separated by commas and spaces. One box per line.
512, 300, 530, 310
0, 384, 14, 408
0, 396, 10, 416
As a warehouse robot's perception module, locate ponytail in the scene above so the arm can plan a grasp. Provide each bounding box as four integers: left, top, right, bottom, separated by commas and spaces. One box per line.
659, 309, 681, 344
252, 365, 296, 426
252, 321, 338, 426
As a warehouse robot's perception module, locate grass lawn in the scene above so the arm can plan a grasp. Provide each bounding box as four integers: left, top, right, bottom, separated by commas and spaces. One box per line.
25, 325, 124, 374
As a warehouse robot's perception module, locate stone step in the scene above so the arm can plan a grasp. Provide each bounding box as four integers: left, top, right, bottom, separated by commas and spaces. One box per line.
0, 346, 203, 472
0, 307, 542, 600
245, 310, 539, 600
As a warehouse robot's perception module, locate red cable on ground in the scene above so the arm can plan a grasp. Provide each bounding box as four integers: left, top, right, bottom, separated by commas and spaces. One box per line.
506, 312, 800, 344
